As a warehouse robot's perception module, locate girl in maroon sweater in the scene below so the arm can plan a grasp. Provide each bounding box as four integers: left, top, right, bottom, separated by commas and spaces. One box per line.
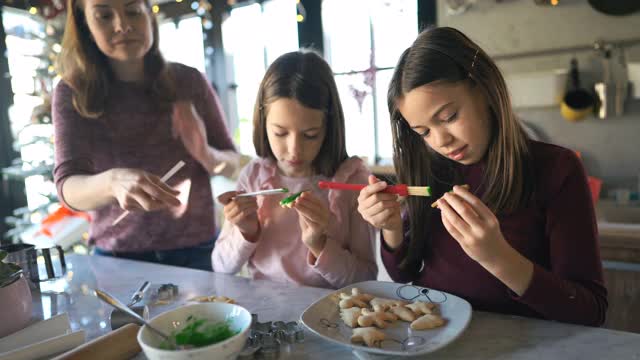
357, 27, 607, 326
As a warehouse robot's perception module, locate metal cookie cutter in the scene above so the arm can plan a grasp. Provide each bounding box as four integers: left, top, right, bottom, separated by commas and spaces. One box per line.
157, 283, 179, 301
238, 314, 305, 359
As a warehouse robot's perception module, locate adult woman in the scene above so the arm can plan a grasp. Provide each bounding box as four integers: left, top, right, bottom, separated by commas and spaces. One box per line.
53, 0, 237, 270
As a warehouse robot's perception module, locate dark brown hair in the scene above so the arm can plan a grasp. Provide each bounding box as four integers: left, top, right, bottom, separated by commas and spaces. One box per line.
57, 0, 175, 118
253, 50, 348, 177
388, 27, 534, 271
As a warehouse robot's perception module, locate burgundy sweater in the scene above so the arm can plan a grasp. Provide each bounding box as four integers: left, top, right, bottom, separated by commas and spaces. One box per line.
52, 63, 235, 252
381, 141, 607, 326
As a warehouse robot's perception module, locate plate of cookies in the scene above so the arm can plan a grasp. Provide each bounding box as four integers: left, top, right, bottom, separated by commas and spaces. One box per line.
300, 281, 472, 357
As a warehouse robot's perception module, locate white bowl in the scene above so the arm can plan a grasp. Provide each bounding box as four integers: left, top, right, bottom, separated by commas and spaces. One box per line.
137, 303, 252, 360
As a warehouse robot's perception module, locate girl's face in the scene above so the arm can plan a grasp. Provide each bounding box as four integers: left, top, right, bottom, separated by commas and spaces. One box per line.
83, 0, 153, 64
397, 81, 491, 165
266, 98, 326, 177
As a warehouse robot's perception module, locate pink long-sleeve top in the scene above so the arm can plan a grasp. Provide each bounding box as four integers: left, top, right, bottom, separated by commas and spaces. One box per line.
212, 156, 378, 289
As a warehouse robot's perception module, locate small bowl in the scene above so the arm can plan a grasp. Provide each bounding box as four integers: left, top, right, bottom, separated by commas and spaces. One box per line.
137, 302, 252, 360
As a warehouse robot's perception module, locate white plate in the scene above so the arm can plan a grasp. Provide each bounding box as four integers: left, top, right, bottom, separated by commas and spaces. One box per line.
300, 281, 472, 357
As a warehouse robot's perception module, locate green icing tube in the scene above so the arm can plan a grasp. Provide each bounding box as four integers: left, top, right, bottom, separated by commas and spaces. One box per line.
279, 191, 304, 207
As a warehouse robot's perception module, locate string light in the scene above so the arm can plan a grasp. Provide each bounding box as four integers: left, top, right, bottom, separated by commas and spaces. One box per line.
296, 0, 306, 22
176, 0, 183, 3
550, 0, 559, 5
29, 6, 38, 14
202, 18, 213, 30
152, 5, 160, 13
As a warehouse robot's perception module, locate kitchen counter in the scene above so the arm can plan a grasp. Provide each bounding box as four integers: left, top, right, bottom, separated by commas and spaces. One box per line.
28, 254, 640, 359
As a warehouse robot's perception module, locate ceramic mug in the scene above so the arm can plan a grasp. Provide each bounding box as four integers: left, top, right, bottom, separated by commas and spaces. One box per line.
0, 274, 33, 337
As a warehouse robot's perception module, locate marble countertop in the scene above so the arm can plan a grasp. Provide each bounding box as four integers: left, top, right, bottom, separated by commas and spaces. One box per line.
30, 254, 640, 359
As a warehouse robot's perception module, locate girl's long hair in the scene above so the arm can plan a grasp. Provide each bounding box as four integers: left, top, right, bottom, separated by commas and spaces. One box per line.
388, 27, 534, 272
253, 50, 348, 177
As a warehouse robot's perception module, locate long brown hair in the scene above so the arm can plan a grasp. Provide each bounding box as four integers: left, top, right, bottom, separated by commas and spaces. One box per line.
253, 50, 348, 177
56, 0, 176, 118
388, 27, 534, 271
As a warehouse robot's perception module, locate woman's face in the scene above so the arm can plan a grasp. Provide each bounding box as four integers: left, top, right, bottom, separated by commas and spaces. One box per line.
397, 81, 492, 165
82, 0, 153, 64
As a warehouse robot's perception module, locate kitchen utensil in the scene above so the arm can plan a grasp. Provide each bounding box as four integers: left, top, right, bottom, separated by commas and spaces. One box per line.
127, 281, 150, 307
234, 188, 289, 198
318, 181, 432, 196
109, 306, 146, 330
560, 58, 594, 122
594, 45, 628, 119
94, 289, 185, 350
0, 244, 67, 290
588, 0, 640, 16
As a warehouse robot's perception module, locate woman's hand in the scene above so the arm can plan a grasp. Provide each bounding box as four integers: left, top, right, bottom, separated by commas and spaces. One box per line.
292, 192, 330, 258
173, 101, 210, 164
217, 191, 260, 242
173, 101, 239, 178
109, 168, 181, 211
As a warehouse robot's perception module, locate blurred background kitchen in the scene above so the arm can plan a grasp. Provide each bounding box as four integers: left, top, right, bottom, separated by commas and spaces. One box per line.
0, 0, 639, 332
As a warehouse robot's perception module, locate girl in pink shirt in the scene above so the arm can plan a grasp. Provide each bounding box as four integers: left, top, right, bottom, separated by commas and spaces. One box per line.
212, 51, 377, 288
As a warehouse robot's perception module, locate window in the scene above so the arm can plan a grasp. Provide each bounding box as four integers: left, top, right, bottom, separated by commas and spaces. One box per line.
222, 0, 299, 156
3, 8, 55, 211
159, 16, 206, 73
322, 0, 417, 164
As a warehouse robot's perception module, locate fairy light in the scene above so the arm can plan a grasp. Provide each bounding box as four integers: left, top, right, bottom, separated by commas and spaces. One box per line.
29, 6, 38, 14
550, 0, 559, 5
296, 1, 306, 23
176, 0, 183, 3
152, 4, 160, 13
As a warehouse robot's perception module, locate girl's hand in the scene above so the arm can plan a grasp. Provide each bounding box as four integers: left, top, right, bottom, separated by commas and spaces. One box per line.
435, 185, 510, 266
217, 191, 260, 242
436, 185, 535, 296
292, 192, 330, 257
357, 175, 402, 231
109, 168, 181, 211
